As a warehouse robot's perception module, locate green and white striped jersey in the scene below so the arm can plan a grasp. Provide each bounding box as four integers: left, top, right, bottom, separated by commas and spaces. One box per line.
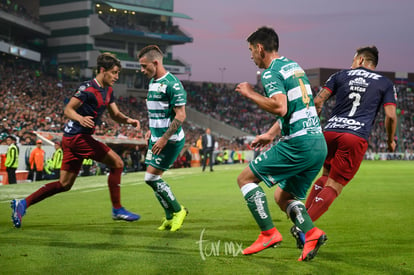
146, 72, 187, 143
262, 57, 323, 140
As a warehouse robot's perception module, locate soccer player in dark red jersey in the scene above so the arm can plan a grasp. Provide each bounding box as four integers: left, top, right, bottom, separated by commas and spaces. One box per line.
11, 53, 141, 228
291, 46, 397, 248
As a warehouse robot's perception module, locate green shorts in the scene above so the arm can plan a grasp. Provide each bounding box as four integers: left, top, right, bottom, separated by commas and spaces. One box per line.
249, 136, 327, 200
145, 139, 185, 171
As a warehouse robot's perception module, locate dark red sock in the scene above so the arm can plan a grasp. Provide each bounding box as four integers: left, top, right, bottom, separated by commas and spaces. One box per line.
307, 186, 338, 222
108, 168, 122, 209
305, 175, 328, 209
25, 181, 65, 207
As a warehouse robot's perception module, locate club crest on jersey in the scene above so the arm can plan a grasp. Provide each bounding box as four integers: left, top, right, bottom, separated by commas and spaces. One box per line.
156, 83, 167, 93
349, 77, 369, 92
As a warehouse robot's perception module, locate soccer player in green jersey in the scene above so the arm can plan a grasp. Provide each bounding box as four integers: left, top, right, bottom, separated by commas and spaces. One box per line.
235, 26, 328, 261
138, 45, 188, 232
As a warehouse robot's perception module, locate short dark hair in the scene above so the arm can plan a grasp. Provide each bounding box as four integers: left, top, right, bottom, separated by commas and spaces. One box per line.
138, 45, 163, 60
6, 135, 16, 141
247, 26, 279, 52
356, 46, 379, 67
97, 52, 121, 72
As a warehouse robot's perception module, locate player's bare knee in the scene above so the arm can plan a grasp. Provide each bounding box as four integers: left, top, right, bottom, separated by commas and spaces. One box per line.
108, 156, 124, 169
274, 188, 292, 211
274, 195, 286, 211
60, 182, 73, 192
114, 161, 124, 169
237, 167, 255, 188
237, 174, 247, 188
326, 179, 343, 195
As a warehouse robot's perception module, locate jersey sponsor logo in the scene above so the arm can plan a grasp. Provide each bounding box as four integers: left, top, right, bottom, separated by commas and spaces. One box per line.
173, 93, 186, 103
253, 150, 269, 165
175, 97, 185, 103
291, 205, 305, 224
315, 197, 324, 203
155, 157, 162, 165
349, 77, 369, 92
279, 63, 303, 79
64, 120, 74, 133
264, 81, 278, 87
264, 81, 280, 95
349, 77, 369, 87
157, 182, 176, 200
262, 71, 272, 79
150, 94, 162, 99
325, 115, 365, 131
302, 115, 321, 129
347, 69, 381, 80
314, 184, 323, 190
247, 191, 268, 219
173, 83, 181, 90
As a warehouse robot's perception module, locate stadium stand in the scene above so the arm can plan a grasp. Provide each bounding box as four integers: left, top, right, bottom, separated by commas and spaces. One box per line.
183, 81, 275, 136
0, 0, 412, 176
1, 54, 413, 152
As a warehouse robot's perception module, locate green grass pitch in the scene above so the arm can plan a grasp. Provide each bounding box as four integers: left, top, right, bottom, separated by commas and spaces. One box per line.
0, 161, 413, 274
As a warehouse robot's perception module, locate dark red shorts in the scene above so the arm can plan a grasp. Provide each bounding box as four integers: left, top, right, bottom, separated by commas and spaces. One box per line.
61, 134, 110, 173
323, 131, 368, 185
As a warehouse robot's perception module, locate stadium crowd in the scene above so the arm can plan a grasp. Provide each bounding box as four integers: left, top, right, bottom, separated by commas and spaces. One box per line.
1, 55, 413, 169
183, 80, 414, 155
0, 55, 148, 143
183, 81, 275, 135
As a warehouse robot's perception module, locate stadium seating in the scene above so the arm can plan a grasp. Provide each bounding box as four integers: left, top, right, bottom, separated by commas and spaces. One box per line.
0, 55, 412, 156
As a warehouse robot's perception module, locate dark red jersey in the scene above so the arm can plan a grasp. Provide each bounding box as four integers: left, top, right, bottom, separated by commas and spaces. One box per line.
63, 78, 114, 136
323, 67, 397, 140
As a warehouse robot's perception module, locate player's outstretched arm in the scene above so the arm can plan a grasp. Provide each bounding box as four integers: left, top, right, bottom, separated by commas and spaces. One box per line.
108, 102, 141, 130
384, 104, 397, 152
235, 82, 287, 116
251, 121, 281, 149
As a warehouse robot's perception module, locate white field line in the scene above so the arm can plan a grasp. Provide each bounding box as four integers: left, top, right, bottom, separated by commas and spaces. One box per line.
0, 165, 243, 203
